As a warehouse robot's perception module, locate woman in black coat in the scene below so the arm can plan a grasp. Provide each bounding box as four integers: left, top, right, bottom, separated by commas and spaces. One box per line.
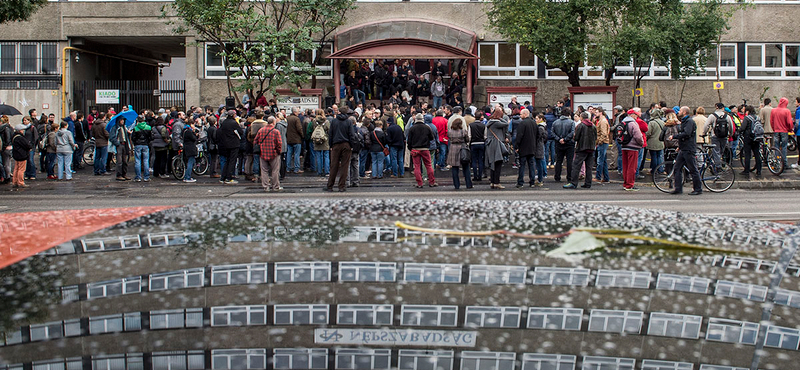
181, 119, 198, 182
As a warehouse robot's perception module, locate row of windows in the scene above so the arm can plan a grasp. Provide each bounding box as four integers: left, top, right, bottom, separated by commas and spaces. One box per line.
6, 304, 800, 351
1, 349, 760, 370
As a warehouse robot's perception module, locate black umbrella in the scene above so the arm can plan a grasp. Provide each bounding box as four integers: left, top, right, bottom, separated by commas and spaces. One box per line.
0, 104, 22, 116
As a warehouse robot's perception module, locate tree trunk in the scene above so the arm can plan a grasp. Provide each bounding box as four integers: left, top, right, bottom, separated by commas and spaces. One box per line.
604, 68, 615, 86
566, 68, 581, 87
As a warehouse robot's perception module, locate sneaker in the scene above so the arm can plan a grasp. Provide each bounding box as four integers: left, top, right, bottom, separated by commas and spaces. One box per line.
225, 179, 239, 184
134, 178, 142, 182
143, 178, 150, 182
516, 184, 524, 188
581, 184, 591, 189
624, 186, 639, 192
792, 163, 799, 169
183, 178, 196, 183
116, 176, 127, 181
563, 184, 577, 189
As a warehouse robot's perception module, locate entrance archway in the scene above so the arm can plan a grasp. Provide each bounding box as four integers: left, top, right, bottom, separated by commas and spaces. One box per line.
329, 19, 478, 104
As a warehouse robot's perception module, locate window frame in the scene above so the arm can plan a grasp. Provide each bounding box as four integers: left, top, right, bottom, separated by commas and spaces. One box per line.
272, 348, 329, 370
460, 351, 516, 370
705, 317, 760, 345
774, 288, 800, 308
87, 277, 142, 299
403, 263, 462, 283
149, 268, 205, 291
521, 353, 577, 370
640, 360, 693, 370
204, 42, 333, 80
400, 305, 459, 327
587, 309, 644, 334
150, 308, 203, 330
211, 263, 268, 286
647, 312, 702, 339
745, 43, 800, 79
468, 265, 527, 285
698, 365, 748, 370
147, 231, 199, 247
581, 356, 636, 370
655, 274, 712, 294
89, 312, 141, 334
0, 42, 58, 75
151, 351, 205, 370
478, 42, 538, 79
29, 321, 64, 341
527, 307, 583, 331
274, 304, 330, 325
764, 325, 800, 350
31, 358, 82, 370
338, 262, 397, 282
274, 262, 331, 283
714, 280, 768, 302
210, 349, 266, 370
210, 305, 268, 327
81, 235, 142, 252
91, 353, 144, 370
398, 350, 454, 370
531, 267, 591, 286
595, 269, 651, 289
337, 304, 394, 326
334, 348, 392, 370
464, 306, 521, 328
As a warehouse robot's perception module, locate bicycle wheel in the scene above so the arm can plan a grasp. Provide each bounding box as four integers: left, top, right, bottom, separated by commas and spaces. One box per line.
82, 144, 95, 166
193, 155, 209, 176
171, 155, 185, 180
789, 136, 797, 152
653, 161, 676, 193
767, 147, 785, 175
702, 162, 735, 192
721, 146, 732, 165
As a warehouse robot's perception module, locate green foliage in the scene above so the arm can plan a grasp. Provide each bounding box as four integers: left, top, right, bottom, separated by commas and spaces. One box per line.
0, 0, 47, 25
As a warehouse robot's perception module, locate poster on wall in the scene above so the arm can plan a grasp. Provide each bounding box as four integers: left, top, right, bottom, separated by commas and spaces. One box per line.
488, 92, 535, 109
96, 90, 120, 104
572, 93, 614, 112
276, 96, 319, 111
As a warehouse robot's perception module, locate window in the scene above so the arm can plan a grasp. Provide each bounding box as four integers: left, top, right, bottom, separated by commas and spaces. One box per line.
401, 305, 458, 327
204, 42, 333, 79
581, 356, 635, 370
61, 285, 80, 302
531, 267, 591, 286
647, 312, 701, 339
705, 318, 759, 345
30, 321, 64, 341
775, 288, 800, 308
527, 307, 583, 331
460, 352, 515, 370
339, 262, 396, 282
478, 43, 537, 79
335, 348, 391, 370
764, 325, 800, 350
0, 42, 57, 75
274, 262, 331, 282
147, 231, 199, 247
641, 360, 693, 370
149, 268, 204, 291
211, 305, 267, 326
690, 44, 737, 79
464, 306, 521, 328
588, 310, 644, 334
595, 269, 651, 289
31, 358, 82, 370
63, 319, 81, 336
337, 304, 393, 326
39, 242, 76, 256
151, 351, 205, 370
211, 264, 268, 285
2, 330, 23, 345
655, 274, 711, 294
274, 304, 329, 325
150, 308, 203, 329
81, 235, 142, 252
403, 263, 462, 283
398, 350, 454, 370
714, 280, 767, 302
211, 349, 266, 370
87, 277, 142, 299
468, 265, 527, 284
89, 313, 141, 334
699, 365, 748, 370
521, 354, 576, 370
92, 353, 144, 370
273, 348, 328, 369
746, 43, 800, 78
713, 256, 778, 273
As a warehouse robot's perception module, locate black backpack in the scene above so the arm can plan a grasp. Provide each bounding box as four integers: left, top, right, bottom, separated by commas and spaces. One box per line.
712, 113, 730, 139
615, 121, 633, 145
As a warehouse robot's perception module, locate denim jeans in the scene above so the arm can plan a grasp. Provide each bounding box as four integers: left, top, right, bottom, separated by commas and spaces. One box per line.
535, 158, 546, 182
287, 143, 302, 172
545, 139, 556, 165
25, 150, 36, 178
315, 150, 330, 175
359, 149, 369, 177
370, 151, 385, 178
389, 146, 405, 176
252, 154, 260, 175
649, 149, 664, 173
433, 96, 443, 109
437, 142, 448, 169
615, 141, 623, 173
595, 143, 609, 181
636, 148, 645, 177
134, 145, 150, 180
46, 153, 56, 177
470, 143, 485, 179
57, 152, 72, 180
775, 132, 789, 167
451, 165, 472, 189
94, 145, 108, 174
184, 156, 195, 180
352, 88, 367, 107
307, 143, 317, 172
72, 141, 84, 168
517, 154, 536, 186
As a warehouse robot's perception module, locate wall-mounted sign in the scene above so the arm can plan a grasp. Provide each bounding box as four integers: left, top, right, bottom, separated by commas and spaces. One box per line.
573, 93, 615, 112
276, 96, 319, 111
42, 103, 49, 110
96, 90, 120, 104
713, 82, 724, 90
485, 87, 537, 109
314, 328, 477, 347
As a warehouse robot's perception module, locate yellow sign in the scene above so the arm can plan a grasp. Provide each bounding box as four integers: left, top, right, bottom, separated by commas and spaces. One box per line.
632, 88, 643, 97
713, 81, 724, 90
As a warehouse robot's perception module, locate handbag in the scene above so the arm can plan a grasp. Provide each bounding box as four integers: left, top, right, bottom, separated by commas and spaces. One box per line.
459, 146, 471, 164
374, 131, 389, 156
489, 127, 510, 156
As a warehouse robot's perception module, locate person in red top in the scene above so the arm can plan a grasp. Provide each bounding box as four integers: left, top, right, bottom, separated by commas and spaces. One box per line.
432, 109, 449, 170
770, 97, 795, 168
628, 109, 648, 178
253, 115, 283, 192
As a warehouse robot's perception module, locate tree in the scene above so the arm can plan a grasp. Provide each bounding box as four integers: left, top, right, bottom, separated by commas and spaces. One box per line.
165, 0, 355, 104
0, 0, 47, 25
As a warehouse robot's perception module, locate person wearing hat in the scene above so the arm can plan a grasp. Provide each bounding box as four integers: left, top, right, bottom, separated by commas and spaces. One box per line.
620, 110, 644, 191
11, 123, 32, 188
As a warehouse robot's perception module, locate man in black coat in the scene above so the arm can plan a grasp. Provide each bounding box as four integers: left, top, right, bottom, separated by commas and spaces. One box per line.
668, 106, 702, 195
218, 110, 244, 184
324, 111, 355, 192
513, 109, 539, 188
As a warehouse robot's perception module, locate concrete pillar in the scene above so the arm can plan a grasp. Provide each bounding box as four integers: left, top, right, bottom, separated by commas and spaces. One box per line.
184, 37, 201, 109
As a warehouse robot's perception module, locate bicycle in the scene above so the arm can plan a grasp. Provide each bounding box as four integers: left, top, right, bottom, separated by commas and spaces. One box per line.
738, 139, 784, 175
653, 143, 736, 193
171, 141, 210, 180
82, 138, 96, 166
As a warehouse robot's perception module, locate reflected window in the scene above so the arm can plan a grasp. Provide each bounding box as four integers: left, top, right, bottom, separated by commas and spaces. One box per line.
640, 360, 693, 370
273, 348, 328, 369
274, 304, 329, 325
764, 325, 800, 350
527, 307, 582, 331
699, 365, 748, 370
92, 353, 144, 370
521, 353, 576, 370
398, 350, 453, 370
714, 280, 767, 302
211, 263, 268, 286
211, 349, 266, 370
61, 285, 80, 302
401, 305, 458, 327
152, 351, 205, 370
149, 268, 205, 291
81, 235, 142, 252
335, 348, 391, 370
468, 265, 526, 284
339, 262, 396, 282
655, 274, 711, 294
2, 329, 23, 345
210, 306, 267, 326
581, 356, 635, 370
647, 312, 701, 339
587, 310, 643, 334
337, 304, 393, 326
89, 313, 141, 334
775, 288, 800, 308
403, 263, 461, 283
465, 306, 521, 328
274, 262, 331, 282
595, 269, 651, 289
460, 351, 515, 370
87, 277, 141, 299
29, 321, 64, 341
706, 318, 759, 345
531, 267, 590, 286
147, 231, 199, 247
31, 358, 82, 370
150, 308, 202, 330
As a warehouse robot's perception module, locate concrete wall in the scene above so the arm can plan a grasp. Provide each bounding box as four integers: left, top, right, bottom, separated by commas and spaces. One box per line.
0, 90, 60, 118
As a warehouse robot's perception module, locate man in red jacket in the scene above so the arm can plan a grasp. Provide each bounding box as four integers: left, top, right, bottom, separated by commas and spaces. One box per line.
770, 97, 795, 169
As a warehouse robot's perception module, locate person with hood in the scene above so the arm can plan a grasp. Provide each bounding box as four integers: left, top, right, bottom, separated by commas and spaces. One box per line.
55, 121, 77, 181
770, 97, 795, 169
594, 107, 611, 183
509, 108, 522, 169
667, 106, 703, 195
324, 109, 354, 192
551, 107, 575, 183
514, 109, 538, 188
311, 110, 331, 177
663, 112, 681, 151
0, 115, 13, 181
621, 110, 645, 191
631, 108, 648, 179
739, 105, 762, 178
702, 102, 734, 168
218, 110, 243, 184
485, 107, 509, 189
170, 112, 186, 173
151, 116, 171, 179
407, 113, 437, 188
11, 123, 32, 188
92, 113, 110, 175
432, 109, 449, 171
131, 117, 152, 182
109, 117, 132, 181
565, 112, 597, 189
645, 108, 666, 175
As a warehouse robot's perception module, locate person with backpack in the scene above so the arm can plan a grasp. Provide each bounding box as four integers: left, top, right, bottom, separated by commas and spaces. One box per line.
702, 102, 733, 168
151, 116, 171, 179
11, 123, 32, 188
668, 106, 703, 195
739, 105, 763, 178
619, 110, 644, 191
310, 109, 331, 177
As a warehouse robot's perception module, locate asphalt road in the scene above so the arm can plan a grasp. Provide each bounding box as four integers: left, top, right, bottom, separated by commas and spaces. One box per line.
1, 167, 798, 222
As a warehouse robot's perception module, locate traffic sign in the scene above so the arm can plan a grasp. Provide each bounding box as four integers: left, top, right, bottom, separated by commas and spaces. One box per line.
713, 81, 724, 90
632, 88, 643, 97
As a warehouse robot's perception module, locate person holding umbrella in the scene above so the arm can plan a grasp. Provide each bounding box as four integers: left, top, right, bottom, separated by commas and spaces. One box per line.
109, 117, 132, 181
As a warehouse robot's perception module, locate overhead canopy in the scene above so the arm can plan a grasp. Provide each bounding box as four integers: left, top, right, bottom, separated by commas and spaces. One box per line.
330, 19, 478, 60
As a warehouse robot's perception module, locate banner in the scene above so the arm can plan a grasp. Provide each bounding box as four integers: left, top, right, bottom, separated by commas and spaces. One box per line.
96, 90, 120, 104
314, 328, 477, 347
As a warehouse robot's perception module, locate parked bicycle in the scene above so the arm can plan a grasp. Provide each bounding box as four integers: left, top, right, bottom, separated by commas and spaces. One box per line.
738, 139, 784, 175
82, 138, 96, 166
171, 140, 210, 180
653, 143, 736, 193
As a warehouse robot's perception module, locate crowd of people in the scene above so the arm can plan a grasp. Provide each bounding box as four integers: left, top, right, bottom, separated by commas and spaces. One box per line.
0, 90, 797, 192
